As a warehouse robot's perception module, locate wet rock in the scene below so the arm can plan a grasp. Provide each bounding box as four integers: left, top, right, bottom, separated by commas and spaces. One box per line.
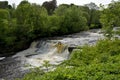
68, 47, 77, 53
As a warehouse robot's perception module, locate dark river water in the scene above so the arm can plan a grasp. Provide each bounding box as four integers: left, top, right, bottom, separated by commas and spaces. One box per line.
0, 57, 27, 80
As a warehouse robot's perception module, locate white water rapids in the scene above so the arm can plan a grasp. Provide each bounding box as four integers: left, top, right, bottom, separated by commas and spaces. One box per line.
13, 29, 104, 68
13, 40, 69, 67
0, 29, 105, 80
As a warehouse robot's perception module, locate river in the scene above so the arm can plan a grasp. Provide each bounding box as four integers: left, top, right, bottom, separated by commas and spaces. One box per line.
0, 29, 104, 80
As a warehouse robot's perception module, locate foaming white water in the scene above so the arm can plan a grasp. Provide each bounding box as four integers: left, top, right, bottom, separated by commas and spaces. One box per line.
0, 57, 5, 60
26, 48, 69, 67
13, 29, 104, 69
14, 40, 69, 68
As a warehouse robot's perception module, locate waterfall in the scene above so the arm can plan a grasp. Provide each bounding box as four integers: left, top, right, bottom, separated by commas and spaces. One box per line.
25, 41, 69, 67
0, 29, 105, 79
13, 40, 69, 68
13, 29, 104, 68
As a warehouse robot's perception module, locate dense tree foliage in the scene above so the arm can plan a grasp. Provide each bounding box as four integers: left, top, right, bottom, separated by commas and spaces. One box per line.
0, 8, 18, 56
88, 9, 101, 28
0, 1, 12, 9
54, 5, 88, 34
100, 0, 120, 39
0, 0, 91, 56
85, 2, 101, 28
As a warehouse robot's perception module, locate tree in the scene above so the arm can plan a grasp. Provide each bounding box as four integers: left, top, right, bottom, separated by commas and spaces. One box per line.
84, 2, 101, 28
85, 2, 99, 10
16, 1, 48, 39
18, 0, 29, 6
0, 9, 11, 44
47, 15, 60, 36
0, 1, 10, 9
54, 5, 88, 34
100, 1, 120, 39
54, 5, 69, 34
89, 9, 101, 28
79, 6, 90, 26
42, 0, 57, 15
0, 9, 10, 19
0, 8, 19, 56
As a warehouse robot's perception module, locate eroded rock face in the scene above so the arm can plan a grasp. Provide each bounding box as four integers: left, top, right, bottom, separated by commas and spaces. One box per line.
68, 47, 77, 53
